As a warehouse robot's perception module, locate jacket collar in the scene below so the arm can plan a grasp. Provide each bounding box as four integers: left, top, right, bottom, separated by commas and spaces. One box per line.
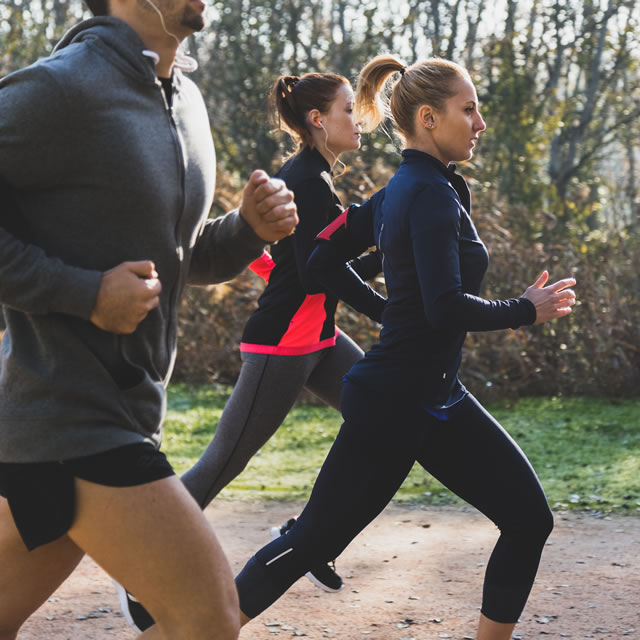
54, 17, 161, 85
401, 148, 458, 178
300, 145, 332, 174
401, 149, 471, 213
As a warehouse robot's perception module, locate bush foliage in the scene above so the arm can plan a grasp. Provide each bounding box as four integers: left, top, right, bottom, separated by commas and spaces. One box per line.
2, 0, 638, 401
174, 166, 640, 401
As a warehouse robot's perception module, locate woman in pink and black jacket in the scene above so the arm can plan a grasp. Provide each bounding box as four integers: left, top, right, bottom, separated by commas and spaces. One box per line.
181, 71, 385, 593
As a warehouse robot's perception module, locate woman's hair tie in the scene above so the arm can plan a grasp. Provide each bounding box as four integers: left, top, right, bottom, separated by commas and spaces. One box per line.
281, 76, 300, 98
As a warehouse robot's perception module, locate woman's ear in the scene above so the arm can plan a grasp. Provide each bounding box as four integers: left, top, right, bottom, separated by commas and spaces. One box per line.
308, 108, 323, 128
417, 104, 436, 129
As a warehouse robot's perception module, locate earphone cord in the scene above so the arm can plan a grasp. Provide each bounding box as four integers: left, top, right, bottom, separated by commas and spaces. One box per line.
320, 124, 346, 176
141, 0, 198, 72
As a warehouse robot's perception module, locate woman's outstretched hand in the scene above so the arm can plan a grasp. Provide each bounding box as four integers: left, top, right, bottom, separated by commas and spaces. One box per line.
522, 270, 577, 324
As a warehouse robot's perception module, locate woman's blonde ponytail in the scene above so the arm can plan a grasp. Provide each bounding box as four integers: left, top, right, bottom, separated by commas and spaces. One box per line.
355, 55, 406, 133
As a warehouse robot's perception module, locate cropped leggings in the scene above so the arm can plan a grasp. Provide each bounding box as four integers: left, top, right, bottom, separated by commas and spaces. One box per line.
236, 382, 554, 624
181, 331, 363, 508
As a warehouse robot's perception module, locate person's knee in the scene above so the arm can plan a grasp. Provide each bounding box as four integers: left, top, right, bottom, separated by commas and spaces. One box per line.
539, 504, 554, 540
210, 589, 241, 639
527, 499, 554, 542
192, 594, 240, 639
156, 594, 241, 639
203, 604, 241, 640
197, 605, 241, 640
502, 500, 554, 546
147, 556, 241, 639
201, 583, 241, 639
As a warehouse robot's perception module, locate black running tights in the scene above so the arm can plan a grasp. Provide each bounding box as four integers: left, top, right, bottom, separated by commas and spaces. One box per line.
236, 384, 553, 623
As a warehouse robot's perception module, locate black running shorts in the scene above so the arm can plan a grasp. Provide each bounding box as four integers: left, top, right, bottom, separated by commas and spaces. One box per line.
0, 443, 174, 551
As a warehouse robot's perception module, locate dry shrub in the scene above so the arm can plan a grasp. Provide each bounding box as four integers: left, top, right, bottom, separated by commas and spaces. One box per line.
463, 195, 640, 401
174, 273, 257, 384
173, 164, 640, 400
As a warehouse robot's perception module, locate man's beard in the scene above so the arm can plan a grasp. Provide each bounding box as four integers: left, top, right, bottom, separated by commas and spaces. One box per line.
181, 6, 205, 32
137, 0, 205, 35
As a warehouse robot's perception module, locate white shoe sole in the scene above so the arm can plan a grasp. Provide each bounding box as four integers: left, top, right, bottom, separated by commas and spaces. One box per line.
270, 525, 343, 593
270, 526, 282, 540
112, 578, 143, 634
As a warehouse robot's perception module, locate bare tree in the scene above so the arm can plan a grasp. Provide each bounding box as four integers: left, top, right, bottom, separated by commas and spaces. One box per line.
548, 0, 640, 201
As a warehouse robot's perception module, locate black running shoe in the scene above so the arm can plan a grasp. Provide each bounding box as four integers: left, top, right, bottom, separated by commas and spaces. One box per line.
113, 579, 155, 633
270, 517, 344, 593
304, 559, 344, 592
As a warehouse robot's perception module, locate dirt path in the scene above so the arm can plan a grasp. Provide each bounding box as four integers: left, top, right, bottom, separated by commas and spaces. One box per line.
18, 501, 640, 639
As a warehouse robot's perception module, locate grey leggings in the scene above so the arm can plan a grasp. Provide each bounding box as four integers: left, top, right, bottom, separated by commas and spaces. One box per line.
181, 332, 363, 508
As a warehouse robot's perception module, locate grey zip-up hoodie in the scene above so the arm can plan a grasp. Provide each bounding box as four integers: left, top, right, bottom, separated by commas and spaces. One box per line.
0, 18, 264, 462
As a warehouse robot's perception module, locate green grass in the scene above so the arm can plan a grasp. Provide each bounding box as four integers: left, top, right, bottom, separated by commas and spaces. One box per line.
163, 385, 640, 514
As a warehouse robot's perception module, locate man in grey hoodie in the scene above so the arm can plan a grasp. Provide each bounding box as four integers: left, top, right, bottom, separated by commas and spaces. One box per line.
0, 0, 297, 637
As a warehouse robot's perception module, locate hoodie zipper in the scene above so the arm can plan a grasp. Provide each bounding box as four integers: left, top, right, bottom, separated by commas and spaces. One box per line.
157, 77, 186, 382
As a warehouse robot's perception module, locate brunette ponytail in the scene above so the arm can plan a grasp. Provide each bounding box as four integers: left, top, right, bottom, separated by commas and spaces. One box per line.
269, 73, 349, 149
